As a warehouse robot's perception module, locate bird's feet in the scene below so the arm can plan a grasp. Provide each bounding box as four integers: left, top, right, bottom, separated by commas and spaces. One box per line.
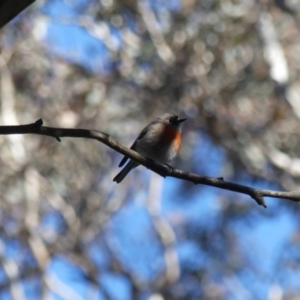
165, 163, 175, 173
145, 157, 156, 169
146, 157, 156, 164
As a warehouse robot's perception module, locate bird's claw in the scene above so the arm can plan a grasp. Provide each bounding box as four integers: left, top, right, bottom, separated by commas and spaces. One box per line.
165, 164, 175, 173
146, 157, 155, 163
146, 157, 155, 169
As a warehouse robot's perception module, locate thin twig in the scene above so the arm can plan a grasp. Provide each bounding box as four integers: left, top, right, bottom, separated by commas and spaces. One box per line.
1, 119, 300, 208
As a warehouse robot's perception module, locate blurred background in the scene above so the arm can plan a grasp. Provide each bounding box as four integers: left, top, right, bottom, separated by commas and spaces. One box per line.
0, 0, 300, 299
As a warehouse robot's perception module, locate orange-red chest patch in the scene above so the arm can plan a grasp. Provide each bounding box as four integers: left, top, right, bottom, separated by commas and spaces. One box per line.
160, 125, 182, 152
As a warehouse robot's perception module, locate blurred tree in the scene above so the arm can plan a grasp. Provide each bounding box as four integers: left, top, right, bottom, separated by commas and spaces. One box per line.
0, 0, 300, 299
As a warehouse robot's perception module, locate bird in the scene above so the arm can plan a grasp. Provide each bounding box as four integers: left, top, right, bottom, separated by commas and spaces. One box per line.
113, 113, 186, 183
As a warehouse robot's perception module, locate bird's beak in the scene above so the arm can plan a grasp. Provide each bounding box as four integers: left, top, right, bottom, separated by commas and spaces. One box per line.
178, 118, 187, 123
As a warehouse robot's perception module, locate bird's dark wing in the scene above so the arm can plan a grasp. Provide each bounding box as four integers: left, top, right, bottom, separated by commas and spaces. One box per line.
118, 125, 150, 167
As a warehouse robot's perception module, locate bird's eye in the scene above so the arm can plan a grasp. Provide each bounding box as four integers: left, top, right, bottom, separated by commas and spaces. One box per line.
169, 116, 178, 123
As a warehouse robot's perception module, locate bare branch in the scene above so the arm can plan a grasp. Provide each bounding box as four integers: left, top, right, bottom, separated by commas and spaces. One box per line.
1, 119, 300, 208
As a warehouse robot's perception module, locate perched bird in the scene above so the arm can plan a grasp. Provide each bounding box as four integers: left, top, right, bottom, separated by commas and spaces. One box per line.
113, 113, 186, 183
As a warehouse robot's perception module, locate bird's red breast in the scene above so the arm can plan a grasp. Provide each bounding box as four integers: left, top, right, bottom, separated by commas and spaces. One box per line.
160, 124, 182, 152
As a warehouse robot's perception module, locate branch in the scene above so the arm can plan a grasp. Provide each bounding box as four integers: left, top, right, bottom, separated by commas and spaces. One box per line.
1, 119, 300, 208
0, 0, 35, 29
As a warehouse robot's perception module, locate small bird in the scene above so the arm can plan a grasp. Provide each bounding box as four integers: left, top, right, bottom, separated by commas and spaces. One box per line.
113, 113, 186, 183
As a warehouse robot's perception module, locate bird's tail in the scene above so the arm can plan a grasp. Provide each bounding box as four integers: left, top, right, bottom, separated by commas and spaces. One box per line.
113, 160, 139, 183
